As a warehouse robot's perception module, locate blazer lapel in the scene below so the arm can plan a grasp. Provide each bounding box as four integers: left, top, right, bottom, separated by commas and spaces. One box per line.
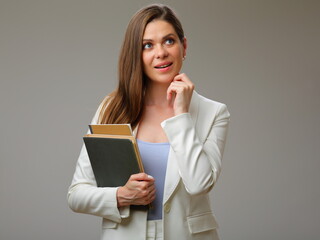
163, 91, 200, 204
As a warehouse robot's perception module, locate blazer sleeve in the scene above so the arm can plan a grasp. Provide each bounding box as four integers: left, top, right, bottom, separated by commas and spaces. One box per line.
161, 103, 230, 195
67, 109, 130, 223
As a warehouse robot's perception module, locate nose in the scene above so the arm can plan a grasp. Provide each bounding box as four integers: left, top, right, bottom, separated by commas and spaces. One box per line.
155, 44, 168, 59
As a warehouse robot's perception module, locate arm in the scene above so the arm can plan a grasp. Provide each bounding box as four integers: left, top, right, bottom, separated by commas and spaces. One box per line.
67, 143, 126, 222
161, 102, 230, 195
67, 110, 155, 222
67, 110, 128, 222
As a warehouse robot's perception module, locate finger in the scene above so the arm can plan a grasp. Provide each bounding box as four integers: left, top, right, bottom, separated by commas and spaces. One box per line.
145, 188, 156, 203
169, 82, 188, 90
150, 190, 156, 201
167, 85, 185, 95
168, 81, 184, 90
147, 181, 155, 190
173, 73, 194, 89
138, 180, 154, 191
167, 84, 176, 101
170, 79, 193, 90
130, 173, 154, 181
167, 90, 172, 101
170, 85, 194, 96
173, 73, 190, 83
149, 186, 156, 195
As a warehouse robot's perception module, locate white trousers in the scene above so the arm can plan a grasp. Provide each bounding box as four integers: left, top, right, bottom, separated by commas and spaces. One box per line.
147, 220, 163, 240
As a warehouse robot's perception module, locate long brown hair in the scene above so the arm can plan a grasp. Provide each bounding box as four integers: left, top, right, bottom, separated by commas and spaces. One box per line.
98, 4, 185, 129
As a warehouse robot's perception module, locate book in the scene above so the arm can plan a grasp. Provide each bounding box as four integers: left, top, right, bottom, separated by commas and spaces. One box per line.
89, 124, 133, 136
83, 124, 144, 187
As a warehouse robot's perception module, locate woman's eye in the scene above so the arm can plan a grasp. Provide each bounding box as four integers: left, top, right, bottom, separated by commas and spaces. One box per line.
165, 39, 174, 45
143, 43, 152, 49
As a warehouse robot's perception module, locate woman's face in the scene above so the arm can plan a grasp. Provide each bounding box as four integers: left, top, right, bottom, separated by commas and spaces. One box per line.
142, 20, 186, 85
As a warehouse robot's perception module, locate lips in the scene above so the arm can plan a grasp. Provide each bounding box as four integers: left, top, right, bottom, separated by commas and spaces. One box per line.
154, 62, 173, 69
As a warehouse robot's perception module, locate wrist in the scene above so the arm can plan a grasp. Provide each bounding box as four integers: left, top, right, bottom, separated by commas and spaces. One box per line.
174, 107, 188, 116
116, 187, 130, 207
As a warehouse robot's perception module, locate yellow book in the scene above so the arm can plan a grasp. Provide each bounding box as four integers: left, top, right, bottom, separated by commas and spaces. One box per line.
89, 124, 133, 136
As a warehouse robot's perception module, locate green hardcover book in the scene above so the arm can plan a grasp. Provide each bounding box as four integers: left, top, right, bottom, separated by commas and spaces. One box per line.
83, 134, 144, 188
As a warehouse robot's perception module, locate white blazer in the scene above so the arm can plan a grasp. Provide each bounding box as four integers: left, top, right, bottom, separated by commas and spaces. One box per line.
68, 91, 230, 240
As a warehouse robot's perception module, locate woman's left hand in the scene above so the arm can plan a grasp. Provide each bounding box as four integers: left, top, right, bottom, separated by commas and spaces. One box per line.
167, 73, 194, 116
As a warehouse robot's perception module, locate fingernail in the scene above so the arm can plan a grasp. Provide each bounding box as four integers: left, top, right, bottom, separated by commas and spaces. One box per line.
148, 175, 154, 179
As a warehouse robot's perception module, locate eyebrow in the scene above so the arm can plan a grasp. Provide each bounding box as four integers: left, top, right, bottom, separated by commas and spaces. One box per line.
142, 33, 176, 42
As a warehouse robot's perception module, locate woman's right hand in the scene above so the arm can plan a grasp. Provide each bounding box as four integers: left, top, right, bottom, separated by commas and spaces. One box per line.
116, 173, 155, 207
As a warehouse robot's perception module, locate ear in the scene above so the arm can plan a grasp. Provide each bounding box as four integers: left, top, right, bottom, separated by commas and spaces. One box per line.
182, 37, 187, 57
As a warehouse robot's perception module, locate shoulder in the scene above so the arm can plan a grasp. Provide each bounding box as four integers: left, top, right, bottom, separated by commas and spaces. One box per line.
192, 91, 230, 118
189, 91, 230, 141
91, 94, 114, 124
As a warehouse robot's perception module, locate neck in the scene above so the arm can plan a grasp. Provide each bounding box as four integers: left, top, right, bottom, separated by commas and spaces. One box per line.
145, 81, 171, 107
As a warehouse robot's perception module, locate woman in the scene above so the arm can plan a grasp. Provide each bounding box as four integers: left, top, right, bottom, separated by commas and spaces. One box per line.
68, 4, 230, 240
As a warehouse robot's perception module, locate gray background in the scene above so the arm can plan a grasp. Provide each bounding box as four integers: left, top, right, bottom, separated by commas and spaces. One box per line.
1, 0, 319, 239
